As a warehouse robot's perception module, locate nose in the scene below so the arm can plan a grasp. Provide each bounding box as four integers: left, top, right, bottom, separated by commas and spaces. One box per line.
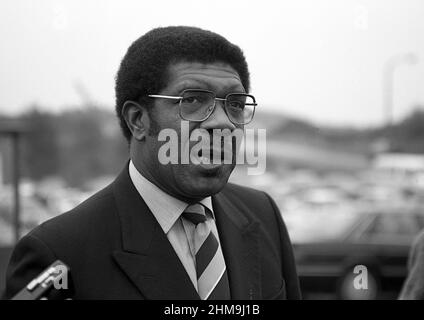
200, 100, 236, 131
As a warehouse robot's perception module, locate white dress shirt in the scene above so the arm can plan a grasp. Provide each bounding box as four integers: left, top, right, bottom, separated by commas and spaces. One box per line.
128, 160, 225, 291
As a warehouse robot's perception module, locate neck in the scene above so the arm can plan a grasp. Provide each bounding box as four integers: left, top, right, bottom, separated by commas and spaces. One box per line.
130, 155, 205, 205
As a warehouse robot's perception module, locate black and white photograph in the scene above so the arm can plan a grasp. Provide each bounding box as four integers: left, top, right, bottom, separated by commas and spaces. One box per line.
0, 0, 424, 305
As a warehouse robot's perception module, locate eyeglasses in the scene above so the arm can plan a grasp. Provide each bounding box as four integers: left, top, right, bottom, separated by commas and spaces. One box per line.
148, 89, 257, 125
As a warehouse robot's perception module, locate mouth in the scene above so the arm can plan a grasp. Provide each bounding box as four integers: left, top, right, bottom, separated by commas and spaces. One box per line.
192, 146, 232, 170
200, 148, 224, 161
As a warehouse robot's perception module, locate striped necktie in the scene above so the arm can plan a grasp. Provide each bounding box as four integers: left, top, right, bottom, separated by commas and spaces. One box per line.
183, 203, 230, 300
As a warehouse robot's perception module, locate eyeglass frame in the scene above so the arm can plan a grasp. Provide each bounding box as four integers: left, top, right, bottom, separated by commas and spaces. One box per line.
147, 89, 257, 125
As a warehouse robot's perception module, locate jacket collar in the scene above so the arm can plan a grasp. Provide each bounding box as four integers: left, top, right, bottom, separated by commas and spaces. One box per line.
213, 189, 261, 299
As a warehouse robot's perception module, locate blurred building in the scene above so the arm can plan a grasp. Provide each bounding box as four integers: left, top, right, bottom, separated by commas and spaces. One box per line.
374, 153, 424, 174
373, 153, 424, 189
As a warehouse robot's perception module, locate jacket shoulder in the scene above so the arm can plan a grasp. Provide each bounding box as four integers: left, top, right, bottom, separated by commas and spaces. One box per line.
221, 182, 269, 201
220, 182, 282, 228
221, 182, 277, 212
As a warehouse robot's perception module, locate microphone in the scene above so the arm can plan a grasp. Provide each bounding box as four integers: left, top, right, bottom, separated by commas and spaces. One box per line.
11, 260, 73, 300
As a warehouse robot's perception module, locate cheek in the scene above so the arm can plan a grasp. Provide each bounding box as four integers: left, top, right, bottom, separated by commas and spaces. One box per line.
163, 104, 181, 122
178, 122, 200, 156
151, 104, 181, 130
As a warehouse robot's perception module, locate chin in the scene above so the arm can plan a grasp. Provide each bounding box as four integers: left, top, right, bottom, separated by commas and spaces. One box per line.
173, 163, 234, 199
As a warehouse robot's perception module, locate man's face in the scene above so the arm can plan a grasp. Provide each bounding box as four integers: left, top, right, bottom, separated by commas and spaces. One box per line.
139, 61, 245, 202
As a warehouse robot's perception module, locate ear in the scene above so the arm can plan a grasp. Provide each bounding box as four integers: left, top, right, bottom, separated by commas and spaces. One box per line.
121, 101, 149, 141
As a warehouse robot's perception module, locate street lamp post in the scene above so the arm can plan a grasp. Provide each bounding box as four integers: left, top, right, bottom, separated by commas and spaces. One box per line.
0, 121, 26, 243
383, 53, 418, 128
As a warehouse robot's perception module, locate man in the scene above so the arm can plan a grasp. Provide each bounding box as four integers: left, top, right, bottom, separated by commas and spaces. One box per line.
2, 26, 301, 300
399, 230, 424, 299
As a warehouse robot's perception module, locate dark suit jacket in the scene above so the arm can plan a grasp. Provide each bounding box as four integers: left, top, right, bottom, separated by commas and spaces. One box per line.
2, 165, 301, 300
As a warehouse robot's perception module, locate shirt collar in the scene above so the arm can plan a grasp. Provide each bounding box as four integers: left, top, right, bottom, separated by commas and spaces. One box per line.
128, 160, 214, 234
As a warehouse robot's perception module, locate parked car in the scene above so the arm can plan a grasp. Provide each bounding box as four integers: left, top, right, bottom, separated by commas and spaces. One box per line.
292, 206, 424, 299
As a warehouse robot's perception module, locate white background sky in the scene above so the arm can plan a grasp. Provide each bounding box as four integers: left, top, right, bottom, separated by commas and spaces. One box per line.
0, 0, 423, 127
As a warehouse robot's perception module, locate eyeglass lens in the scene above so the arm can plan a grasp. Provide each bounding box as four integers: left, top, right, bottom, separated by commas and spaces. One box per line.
179, 90, 255, 124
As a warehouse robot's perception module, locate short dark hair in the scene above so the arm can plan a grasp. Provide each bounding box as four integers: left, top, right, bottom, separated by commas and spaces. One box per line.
115, 26, 250, 142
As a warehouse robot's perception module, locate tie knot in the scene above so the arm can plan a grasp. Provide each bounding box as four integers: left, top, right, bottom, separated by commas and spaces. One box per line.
183, 203, 207, 225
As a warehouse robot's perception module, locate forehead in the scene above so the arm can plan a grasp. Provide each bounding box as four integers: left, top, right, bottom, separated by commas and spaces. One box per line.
164, 61, 245, 94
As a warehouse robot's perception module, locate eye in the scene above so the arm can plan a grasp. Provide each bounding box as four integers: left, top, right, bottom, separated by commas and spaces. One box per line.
228, 101, 245, 110
181, 94, 207, 105
183, 96, 199, 104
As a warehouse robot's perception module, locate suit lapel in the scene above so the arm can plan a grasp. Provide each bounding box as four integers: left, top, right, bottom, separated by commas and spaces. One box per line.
111, 166, 199, 300
213, 191, 262, 300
